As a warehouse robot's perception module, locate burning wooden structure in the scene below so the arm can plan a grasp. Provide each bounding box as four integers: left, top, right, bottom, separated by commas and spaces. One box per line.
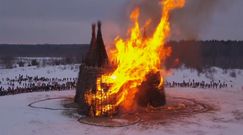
75, 21, 166, 117
74, 21, 110, 115
75, 0, 186, 117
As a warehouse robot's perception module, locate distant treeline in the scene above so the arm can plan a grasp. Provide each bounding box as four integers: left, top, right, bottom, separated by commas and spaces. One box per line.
166, 40, 243, 70
0, 41, 243, 69
0, 44, 88, 58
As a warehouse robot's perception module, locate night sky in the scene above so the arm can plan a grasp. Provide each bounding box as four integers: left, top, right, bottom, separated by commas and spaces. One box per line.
0, 0, 242, 44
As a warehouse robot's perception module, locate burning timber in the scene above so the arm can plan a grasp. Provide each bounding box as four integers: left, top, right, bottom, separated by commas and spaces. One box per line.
75, 21, 166, 117
74, 0, 186, 116
74, 21, 110, 115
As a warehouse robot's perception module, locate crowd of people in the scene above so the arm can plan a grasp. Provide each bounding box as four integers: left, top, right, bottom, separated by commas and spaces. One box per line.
0, 75, 77, 96
0, 74, 231, 97
165, 79, 229, 89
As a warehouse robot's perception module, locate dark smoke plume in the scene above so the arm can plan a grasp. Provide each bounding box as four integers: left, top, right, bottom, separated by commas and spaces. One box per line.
120, 0, 231, 40
114, 0, 232, 71
170, 0, 230, 40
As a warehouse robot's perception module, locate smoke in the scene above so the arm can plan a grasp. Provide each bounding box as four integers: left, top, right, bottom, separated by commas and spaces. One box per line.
120, 0, 231, 40
170, 0, 230, 40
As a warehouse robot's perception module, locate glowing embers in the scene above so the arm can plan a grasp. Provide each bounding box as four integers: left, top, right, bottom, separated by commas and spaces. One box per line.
77, 97, 212, 127
85, 77, 118, 117
85, 72, 166, 117
85, 90, 117, 117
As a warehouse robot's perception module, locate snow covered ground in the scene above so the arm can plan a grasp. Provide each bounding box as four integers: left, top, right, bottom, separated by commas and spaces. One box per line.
166, 66, 243, 90
0, 65, 79, 79
0, 65, 79, 89
1, 64, 242, 90
0, 65, 243, 135
0, 89, 243, 135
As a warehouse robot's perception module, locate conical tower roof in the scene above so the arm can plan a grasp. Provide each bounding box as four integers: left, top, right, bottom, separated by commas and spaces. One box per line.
96, 21, 109, 67
84, 21, 109, 67
85, 24, 97, 66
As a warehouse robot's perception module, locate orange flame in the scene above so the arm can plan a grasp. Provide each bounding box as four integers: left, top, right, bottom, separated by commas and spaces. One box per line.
85, 0, 186, 116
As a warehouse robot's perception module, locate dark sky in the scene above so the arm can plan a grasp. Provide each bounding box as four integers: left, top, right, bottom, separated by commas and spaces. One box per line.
0, 0, 242, 44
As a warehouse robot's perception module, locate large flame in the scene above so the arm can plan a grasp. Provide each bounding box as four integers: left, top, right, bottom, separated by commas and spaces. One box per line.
85, 0, 185, 116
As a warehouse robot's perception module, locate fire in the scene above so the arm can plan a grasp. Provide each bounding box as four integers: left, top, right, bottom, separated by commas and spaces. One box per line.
85, 0, 186, 117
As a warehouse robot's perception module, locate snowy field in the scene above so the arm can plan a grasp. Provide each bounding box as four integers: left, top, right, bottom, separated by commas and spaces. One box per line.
1, 64, 242, 90
0, 65, 243, 135
167, 66, 243, 90
0, 65, 79, 89
0, 65, 79, 79
1, 89, 243, 135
